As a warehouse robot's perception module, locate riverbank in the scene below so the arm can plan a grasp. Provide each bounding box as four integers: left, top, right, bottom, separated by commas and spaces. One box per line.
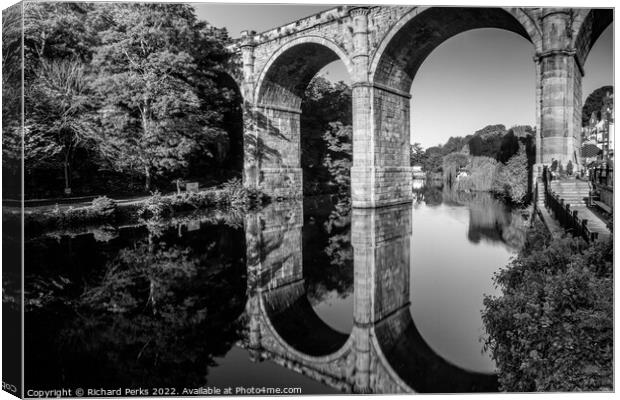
4, 180, 269, 237
482, 218, 613, 392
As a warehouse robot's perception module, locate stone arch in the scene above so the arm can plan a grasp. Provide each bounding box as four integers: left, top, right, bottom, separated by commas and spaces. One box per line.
369, 7, 538, 92
572, 9, 613, 68
245, 37, 353, 198
254, 36, 354, 109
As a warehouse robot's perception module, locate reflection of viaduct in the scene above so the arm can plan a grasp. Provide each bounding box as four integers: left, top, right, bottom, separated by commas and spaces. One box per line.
236, 6, 612, 207
243, 202, 497, 393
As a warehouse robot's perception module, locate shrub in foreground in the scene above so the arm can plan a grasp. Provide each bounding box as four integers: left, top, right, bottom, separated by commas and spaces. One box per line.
482, 222, 613, 391
137, 191, 173, 220
91, 196, 118, 217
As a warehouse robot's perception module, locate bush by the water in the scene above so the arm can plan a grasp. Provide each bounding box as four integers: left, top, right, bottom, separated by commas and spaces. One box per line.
137, 192, 173, 220
493, 145, 529, 204
137, 179, 268, 220
450, 156, 498, 192
441, 147, 528, 204
442, 152, 470, 186
220, 178, 266, 206
91, 196, 118, 217
482, 222, 613, 391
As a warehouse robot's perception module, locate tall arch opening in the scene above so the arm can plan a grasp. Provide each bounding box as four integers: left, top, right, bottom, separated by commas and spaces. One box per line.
369, 6, 537, 380
580, 19, 613, 168
250, 41, 355, 356
408, 28, 535, 161
372, 8, 532, 93
249, 40, 353, 199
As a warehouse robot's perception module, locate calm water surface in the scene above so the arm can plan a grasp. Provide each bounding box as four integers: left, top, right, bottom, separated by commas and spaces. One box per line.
22, 181, 525, 394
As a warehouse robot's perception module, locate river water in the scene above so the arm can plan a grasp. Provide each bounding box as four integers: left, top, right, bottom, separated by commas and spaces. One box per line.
22, 181, 526, 394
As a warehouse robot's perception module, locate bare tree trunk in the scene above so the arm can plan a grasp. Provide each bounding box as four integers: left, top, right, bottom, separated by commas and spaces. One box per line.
63, 150, 71, 194
140, 106, 152, 193
145, 165, 151, 192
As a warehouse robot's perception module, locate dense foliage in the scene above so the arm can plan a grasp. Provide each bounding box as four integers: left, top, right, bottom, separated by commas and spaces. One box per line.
451, 156, 499, 192
442, 152, 470, 185
482, 222, 613, 391
301, 77, 352, 195
5, 3, 240, 198
493, 144, 530, 203
88, 4, 232, 191
414, 124, 533, 204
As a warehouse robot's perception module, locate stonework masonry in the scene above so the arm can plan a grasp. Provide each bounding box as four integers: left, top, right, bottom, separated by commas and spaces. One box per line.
235, 6, 611, 207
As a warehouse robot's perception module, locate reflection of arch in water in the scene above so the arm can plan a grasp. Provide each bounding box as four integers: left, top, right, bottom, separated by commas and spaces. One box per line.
245, 201, 500, 393
260, 281, 352, 358
352, 204, 498, 393
372, 308, 498, 393
244, 200, 354, 372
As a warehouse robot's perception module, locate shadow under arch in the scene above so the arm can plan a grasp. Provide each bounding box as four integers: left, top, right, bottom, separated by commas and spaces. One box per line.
246, 36, 354, 198
254, 36, 354, 109
213, 70, 244, 172
373, 308, 498, 393
259, 281, 352, 359
369, 7, 536, 92
573, 9, 613, 67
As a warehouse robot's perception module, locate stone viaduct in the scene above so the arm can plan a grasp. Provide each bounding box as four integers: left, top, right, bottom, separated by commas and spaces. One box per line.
233, 6, 612, 207
242, 201, 498, 393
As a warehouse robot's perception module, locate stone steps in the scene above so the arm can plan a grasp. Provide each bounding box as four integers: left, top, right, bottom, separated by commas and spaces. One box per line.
545, 179, 611, 240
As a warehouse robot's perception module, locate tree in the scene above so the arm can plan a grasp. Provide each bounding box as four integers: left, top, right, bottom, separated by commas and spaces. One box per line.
498, 131, 519, 163
442, 152, 470, 186
322, 122, 352, 193
89, 4, 232, 191
494, 144, 529, 204
410, 142, 426, 166
23, 2, 101, 77
301, 77, 352, 195
2, 5, 24, 191
582, 86, 613, 127
26, 58, 93, 193
442, 136, 468, 154
423, 147, 444, 173
473, 124, 506, 138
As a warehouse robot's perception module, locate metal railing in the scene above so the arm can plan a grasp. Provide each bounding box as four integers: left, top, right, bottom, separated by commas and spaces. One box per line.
542, 166, 599, 242
590, 166, 614, 187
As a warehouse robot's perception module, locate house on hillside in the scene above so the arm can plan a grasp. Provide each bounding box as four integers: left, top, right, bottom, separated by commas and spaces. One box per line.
582, 90, 614, 165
